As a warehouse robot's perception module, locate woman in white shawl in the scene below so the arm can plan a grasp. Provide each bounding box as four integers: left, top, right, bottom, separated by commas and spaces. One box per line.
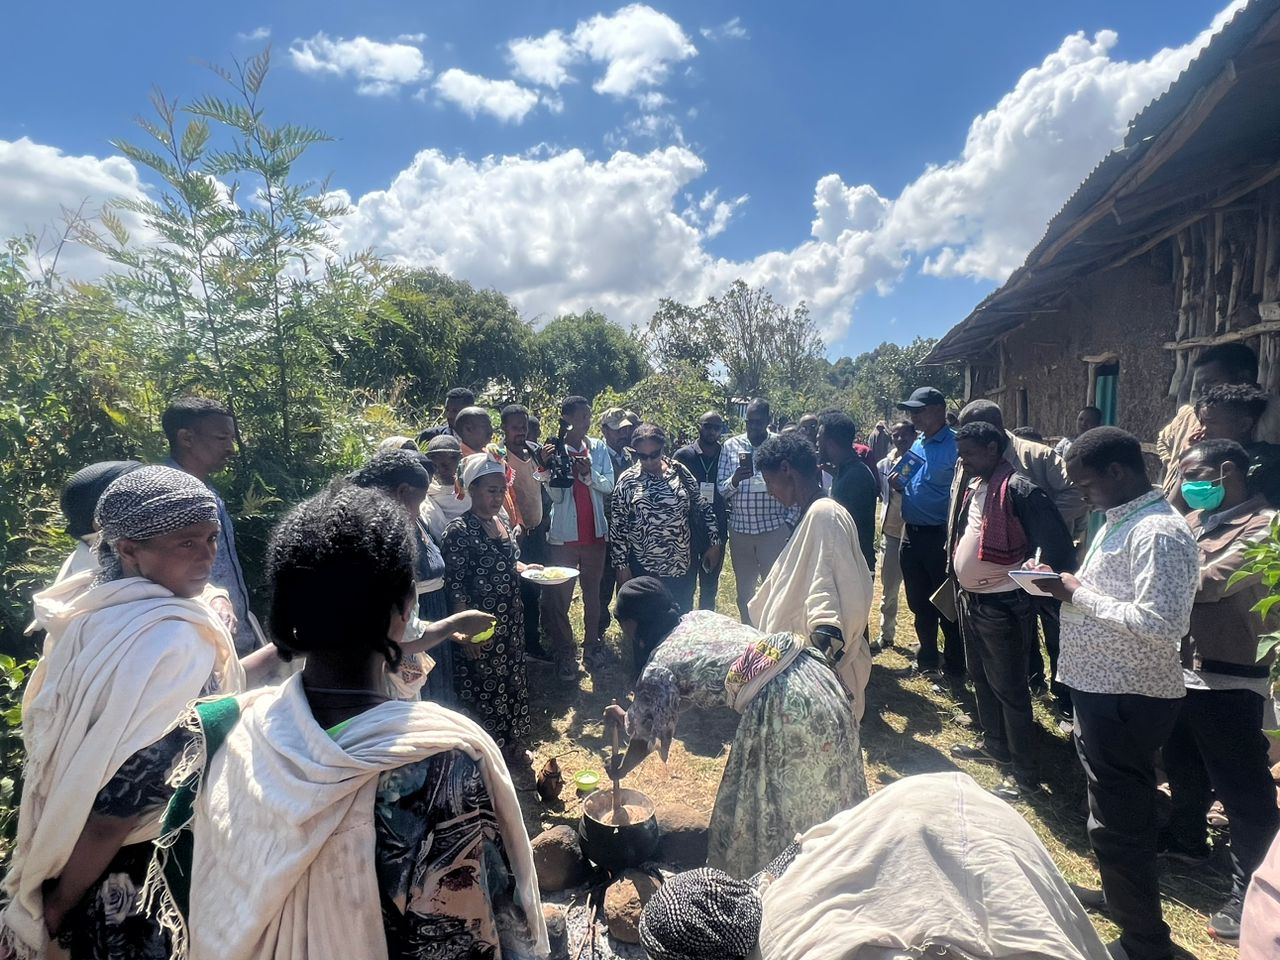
639, 773, 1111, 960
0, 465, 276, 960
156, 482, 546, 960
748, 432, 874, 720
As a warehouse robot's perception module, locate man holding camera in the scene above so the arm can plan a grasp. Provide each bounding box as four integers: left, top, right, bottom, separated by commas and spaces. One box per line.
540, 395, 616, 680
717, 397, 792, 623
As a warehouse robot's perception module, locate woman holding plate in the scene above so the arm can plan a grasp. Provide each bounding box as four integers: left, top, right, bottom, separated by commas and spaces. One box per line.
443, 454, 540, 766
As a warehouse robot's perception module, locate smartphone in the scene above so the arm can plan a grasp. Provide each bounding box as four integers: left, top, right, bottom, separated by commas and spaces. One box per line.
738, 451, 753, 473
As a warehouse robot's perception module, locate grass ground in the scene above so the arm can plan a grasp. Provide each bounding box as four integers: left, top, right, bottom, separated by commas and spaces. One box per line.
524, 563, 1239, 960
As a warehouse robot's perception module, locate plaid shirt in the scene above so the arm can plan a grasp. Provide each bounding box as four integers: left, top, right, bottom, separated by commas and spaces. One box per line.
716, 433, 792, 535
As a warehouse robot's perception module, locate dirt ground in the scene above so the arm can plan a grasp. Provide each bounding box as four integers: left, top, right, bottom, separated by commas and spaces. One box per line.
522, 565, 1240, 960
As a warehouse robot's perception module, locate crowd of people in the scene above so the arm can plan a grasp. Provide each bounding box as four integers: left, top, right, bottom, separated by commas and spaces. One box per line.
7, 343, 1280, 959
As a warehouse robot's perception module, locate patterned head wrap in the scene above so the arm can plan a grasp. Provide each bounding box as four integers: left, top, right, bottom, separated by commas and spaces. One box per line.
94, 465, 220, 582
638, 868, 763, 960
460, 452, 506, 490
60, 461, 143, 538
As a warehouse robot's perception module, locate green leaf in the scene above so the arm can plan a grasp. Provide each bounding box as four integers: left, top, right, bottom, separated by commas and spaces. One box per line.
179, 119, 210, 164
1260, 632, 1280, 662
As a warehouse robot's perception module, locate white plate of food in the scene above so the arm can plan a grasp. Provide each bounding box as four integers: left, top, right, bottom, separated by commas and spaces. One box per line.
520, 565, 580, 585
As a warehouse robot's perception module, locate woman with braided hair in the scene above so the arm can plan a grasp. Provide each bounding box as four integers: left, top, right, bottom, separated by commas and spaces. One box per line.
152, 482, 544, 960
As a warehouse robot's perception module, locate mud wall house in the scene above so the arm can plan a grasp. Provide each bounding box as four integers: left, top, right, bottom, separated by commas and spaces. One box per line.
926, 0, 1280, 454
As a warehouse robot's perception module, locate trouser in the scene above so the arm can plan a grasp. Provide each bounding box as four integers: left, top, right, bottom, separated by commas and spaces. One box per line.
959, 589, 1039, 781
1027, 598, 1071, 711
542, 541, 608, 667
1072, 690, 1182, 960
631, 557, 697, 615
729, 525, 792, 623
598, 563, 617, 635
878, 533, 903, 645
694, 543, 726, 611
898, 523, 964, 674
1164, 687, 1280, 900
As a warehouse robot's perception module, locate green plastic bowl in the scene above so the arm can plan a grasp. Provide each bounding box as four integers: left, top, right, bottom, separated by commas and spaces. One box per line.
574, 770, 601, 795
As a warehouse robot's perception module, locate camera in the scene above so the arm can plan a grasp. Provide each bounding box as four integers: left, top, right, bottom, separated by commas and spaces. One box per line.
548, 418, 576, 489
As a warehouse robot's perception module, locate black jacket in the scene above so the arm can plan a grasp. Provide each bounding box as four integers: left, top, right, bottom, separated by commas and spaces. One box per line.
951, 472, 1077, 575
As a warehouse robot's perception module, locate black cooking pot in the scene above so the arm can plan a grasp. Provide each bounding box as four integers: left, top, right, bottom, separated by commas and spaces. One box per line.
578, 787, 661, 872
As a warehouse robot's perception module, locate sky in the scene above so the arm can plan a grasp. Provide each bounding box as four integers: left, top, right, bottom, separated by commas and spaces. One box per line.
0, 0, 1250, 359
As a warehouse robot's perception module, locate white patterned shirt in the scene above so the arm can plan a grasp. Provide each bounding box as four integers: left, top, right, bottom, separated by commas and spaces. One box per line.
1059, 489, 1199, 699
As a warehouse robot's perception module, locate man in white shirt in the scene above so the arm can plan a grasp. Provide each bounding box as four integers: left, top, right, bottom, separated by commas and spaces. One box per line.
948, 422, 1076, 802
1032, 427, 1200, 960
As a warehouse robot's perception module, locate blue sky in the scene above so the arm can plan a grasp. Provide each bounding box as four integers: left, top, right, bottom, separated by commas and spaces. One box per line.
0, 0, 1244, 358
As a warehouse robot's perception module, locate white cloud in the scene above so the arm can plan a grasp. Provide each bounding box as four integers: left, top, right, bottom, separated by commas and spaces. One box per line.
508, 29, 576, 89
884, 0, 1249, 280
396, 33, 427, 43
504, 5, 697, 105
237, 26, 271, 42
288, 33, 430, 96
5, 1, 1248, 350
433, 69, 541, 123
700, 17, 748, 41
571, 4, 697, 97
337, 1, 1246, 343
683, 189, 749, 239
0, 137, 148, 279
810, 176, 889, 243
334, 147, 718, 322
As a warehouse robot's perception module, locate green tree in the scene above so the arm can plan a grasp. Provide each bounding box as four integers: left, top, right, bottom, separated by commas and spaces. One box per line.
830, 336, 964, 428
87, 48, 379, 478
533, 309, 650, 402
644, 297, 718, 377
0, 238, 157, 650
594, 363, 729, 443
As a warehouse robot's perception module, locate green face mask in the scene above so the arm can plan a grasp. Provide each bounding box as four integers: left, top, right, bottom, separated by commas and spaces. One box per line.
1181, 474, 1226, 511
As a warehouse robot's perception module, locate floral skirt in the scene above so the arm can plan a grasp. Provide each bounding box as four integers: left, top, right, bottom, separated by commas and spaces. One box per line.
708, 650, 868, 878
58, 842, 169, 960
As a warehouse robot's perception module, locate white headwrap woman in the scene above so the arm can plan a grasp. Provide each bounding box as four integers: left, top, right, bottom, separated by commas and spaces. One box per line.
2, 465, 256, 959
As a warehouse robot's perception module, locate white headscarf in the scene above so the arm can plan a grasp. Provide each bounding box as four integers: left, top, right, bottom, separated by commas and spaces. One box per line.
460, 452, 506, 490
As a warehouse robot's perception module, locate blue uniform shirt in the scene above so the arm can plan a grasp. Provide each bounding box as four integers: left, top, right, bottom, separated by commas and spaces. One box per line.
900, 425, 957, 527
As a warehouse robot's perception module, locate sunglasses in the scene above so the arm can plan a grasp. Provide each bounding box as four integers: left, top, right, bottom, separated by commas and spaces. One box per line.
634, 449, 665, 461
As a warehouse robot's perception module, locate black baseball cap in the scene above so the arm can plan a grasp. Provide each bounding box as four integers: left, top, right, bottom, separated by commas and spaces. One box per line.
897, 387, 947, 410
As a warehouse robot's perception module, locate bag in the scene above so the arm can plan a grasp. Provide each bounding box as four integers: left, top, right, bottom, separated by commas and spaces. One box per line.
677, 463, 713, 560
929, 577, 958, 623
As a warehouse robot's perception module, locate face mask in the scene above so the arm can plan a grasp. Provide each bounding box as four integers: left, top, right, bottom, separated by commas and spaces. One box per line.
1181, 474, 1225, 511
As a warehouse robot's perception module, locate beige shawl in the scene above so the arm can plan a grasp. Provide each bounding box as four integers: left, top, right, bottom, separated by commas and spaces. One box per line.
1, 572, 242, 960
179, 673, 548, 960
758, 773, 1110, 960
748, 497, 873, 719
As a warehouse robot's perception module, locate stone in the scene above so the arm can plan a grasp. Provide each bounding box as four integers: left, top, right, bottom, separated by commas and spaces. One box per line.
532, 825, 590, 893
656, 801, 710, 865
543, 904, 569, 960
605, 868, 663, 944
